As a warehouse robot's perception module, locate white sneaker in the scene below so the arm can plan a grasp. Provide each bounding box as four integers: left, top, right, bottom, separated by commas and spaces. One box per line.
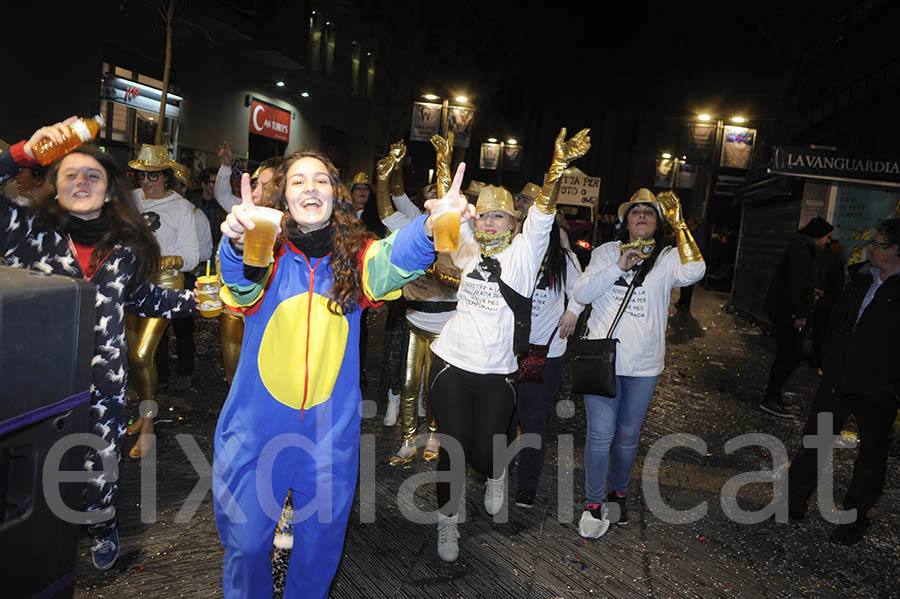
578, 505, 610, 539
437, 513, 459, 562
484, 470, 506, 516
383, 391, 400, 426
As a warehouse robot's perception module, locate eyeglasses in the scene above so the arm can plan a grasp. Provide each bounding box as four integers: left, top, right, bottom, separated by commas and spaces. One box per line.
134, 171, 161, 182
866, 240, 894, 249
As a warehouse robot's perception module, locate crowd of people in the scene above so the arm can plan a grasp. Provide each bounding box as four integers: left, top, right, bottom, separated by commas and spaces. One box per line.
0, 117, 897, 598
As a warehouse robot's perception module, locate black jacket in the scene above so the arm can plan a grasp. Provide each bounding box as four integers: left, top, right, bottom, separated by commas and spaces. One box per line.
765, 233, 817, 321
822, 262, 900, 403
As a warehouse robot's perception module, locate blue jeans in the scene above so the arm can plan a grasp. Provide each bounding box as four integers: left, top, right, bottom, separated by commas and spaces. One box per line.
583, 375, 660, 504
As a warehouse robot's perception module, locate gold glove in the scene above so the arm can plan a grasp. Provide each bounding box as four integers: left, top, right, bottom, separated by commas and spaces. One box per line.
376, 142, 406, 220
160, 255, 184, 271
430, 131, 455, 198
657, 191, 703, 264
155, 256, 184, 289
534, 128, 591, 214
389, 140, 406, 197
425, 263, 460, 290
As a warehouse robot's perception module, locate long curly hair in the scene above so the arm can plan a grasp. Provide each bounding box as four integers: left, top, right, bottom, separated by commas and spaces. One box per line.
274, 150, 375, 314
36, 145, 161, 285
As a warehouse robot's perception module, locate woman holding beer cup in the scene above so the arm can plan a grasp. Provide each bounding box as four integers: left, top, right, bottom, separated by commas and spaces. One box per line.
427, 128, 590, 562
572, 188, 705, 539
0, 121, 194, 571
213, 150, 474, 598
126, 144, 200, 459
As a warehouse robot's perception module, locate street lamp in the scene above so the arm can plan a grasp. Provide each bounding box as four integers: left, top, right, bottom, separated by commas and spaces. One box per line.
420, 92, 471, 138
484, 136, 520, 186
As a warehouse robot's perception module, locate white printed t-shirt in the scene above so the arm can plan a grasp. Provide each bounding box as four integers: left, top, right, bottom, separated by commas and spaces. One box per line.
574, 242, 705, 377
430, 206, 555, 374
530, 249, 585, 359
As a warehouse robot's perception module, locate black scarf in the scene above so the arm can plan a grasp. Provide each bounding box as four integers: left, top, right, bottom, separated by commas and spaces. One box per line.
64, 206, 112, 245
287, 223, 334, 259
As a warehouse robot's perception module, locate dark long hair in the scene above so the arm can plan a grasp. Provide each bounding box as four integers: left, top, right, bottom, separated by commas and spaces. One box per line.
545, 222, 569, 292
275, 150, 375, 314
616, 204, 671, 284
36, 145, 161, 283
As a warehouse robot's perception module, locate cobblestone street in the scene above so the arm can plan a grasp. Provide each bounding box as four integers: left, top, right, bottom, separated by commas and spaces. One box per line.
74, 286, 899, 598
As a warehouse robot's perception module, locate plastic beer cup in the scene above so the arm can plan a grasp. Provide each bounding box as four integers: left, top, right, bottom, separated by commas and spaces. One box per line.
196, 275, 223, 318
430, 196, 460, 252
243, 206, 283, 267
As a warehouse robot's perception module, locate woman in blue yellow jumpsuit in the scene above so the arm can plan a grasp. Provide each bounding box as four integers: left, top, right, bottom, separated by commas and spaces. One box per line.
213, 150, 473, 598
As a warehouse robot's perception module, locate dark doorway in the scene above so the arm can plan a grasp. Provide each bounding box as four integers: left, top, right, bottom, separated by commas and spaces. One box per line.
249, 133, 287, 163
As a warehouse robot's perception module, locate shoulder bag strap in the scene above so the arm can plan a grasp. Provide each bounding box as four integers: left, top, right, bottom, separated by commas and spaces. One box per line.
605, 273, 640, 339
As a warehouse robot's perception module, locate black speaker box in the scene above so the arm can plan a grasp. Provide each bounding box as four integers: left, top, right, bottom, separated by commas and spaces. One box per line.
0, 266, 96, 598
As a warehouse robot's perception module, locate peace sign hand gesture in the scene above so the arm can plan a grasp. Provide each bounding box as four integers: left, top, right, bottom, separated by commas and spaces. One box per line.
423, 162, 476, 237
221, 173, 281, 248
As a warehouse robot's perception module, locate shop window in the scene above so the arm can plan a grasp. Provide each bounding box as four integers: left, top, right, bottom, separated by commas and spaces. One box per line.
98, 64, 179, 154
249, 133, 286, 164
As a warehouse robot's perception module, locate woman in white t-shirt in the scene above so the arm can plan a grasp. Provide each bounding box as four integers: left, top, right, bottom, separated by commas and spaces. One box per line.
572, 188, 705, 539
126, 144, 200, 459
428, 128, 590, 562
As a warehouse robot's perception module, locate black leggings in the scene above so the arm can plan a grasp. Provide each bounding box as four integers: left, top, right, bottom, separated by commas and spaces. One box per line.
510, 356, 564, 492
429, 355, 517, 514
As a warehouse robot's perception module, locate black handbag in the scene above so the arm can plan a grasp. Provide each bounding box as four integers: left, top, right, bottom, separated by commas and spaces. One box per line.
570, 273, 640, 397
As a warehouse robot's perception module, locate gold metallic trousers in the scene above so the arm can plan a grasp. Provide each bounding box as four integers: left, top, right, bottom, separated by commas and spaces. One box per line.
400, 324, 439, 442
125, 312, 169, 418
219, 311, 244, 386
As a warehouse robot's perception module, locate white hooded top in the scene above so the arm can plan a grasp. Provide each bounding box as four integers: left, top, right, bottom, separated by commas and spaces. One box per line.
131, 189, 200, 272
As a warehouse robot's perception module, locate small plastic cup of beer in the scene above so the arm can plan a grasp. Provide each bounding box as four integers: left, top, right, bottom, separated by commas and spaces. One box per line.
430, 197, 460, 252
243, 206, 283, 267
196, 275, 223, 318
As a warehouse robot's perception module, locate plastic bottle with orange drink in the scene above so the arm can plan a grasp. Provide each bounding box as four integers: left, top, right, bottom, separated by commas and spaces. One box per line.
31, 115, 105, 166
